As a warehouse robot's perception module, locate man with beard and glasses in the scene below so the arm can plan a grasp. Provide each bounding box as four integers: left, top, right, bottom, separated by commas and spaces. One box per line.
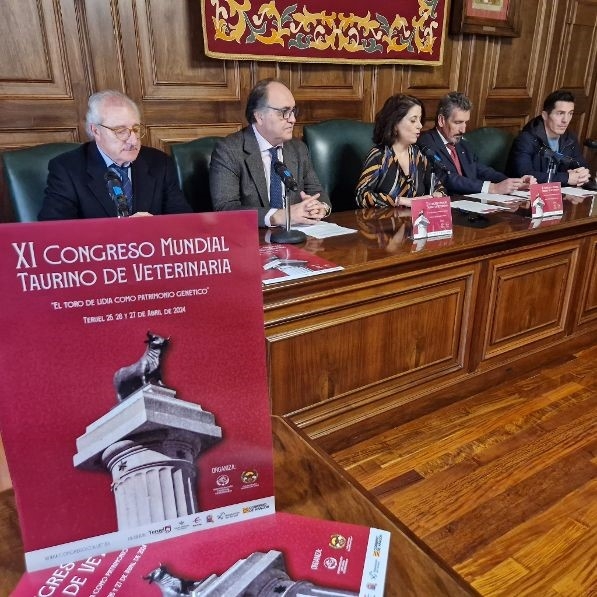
209, 78, 331, 228
39, 90, 191, 220
418, 92, 534, 196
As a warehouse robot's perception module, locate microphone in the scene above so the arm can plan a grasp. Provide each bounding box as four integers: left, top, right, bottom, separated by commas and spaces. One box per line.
418, 144, 451, 174
534, 137, 580, 168
269, 160, 306, 245
105, 168, 130, 217
585, 139, 597, 150
272, 161, 299, 192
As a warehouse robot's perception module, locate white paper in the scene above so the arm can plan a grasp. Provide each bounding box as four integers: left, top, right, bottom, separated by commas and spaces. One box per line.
451, 200, 511, 214
561, 186, 597, 197
291, 222, 358, 238
466, 192, 523, 203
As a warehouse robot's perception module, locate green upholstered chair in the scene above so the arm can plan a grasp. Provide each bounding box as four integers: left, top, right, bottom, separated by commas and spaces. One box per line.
464, 127, 514, 173
303, 119, 374, 212
1, 142, 80, 222
171, 136, 221, 212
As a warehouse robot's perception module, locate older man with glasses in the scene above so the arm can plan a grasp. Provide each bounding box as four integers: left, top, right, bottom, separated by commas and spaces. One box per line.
39, 90, 191, 220
210, 78, 331, 227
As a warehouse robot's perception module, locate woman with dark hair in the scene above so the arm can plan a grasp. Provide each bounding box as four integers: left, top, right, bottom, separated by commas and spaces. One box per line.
355, 94, 446, 207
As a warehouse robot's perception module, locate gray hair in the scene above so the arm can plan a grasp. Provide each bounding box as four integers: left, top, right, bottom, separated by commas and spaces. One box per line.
436, 92, 472, 124
85, 90, 141, 138
245, 78, 276, 124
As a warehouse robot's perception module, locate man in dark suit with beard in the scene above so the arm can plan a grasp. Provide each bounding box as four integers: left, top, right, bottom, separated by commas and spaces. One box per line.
38, 90, 191, 220
418, 92, 534, 196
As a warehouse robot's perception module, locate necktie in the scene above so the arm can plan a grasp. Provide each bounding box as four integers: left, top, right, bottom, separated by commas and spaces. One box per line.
110, 163, 133, 212
447, 143, 463, 176
268, 147, 283, 209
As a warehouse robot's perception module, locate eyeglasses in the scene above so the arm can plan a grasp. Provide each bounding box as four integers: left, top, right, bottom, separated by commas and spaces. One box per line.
98, 123, 146, 141
266, 106, 299, 120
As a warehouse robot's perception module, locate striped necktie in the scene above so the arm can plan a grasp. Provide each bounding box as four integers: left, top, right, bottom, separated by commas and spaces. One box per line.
110, 163, 133, 212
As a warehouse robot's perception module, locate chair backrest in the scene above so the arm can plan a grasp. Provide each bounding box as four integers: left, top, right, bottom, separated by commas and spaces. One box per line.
1, 142, 80, 222
171, 136, 221, 212
464, 127, 514, 173
303, 119, 374, 212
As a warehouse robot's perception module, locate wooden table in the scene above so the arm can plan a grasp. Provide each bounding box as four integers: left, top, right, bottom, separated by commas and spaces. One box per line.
0, 417, 474, 596
262, 199, 597, 451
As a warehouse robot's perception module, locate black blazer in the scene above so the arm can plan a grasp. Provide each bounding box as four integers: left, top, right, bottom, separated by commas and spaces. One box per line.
38, 142, 191, 220
418, 128, 507, 195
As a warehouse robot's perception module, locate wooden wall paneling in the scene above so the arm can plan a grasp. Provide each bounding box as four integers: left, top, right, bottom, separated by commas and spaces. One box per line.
554, 0, 597, 137
0, 0, 88, 138
401, 35, 466, 129
79, 0, 127, 92
266, 265, 477, 416
372, 65, 404, 120
0, 1, 71, 98
478, 241, 581, 366
149, 124, 242, 154
480, 0, 548, 132
121, 0, 252, 149
290, 64, 368, 124
575, 235, 597, 330
130, 0, 242, 101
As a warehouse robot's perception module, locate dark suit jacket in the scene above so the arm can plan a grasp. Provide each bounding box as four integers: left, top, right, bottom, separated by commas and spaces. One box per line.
506, 115, 588, 184
418, 128, 507, 195
209, 126, 330, 226
38, 142, 191, 220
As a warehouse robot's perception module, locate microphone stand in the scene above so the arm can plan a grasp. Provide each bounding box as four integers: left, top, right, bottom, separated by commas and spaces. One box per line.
270, 188, 307, 244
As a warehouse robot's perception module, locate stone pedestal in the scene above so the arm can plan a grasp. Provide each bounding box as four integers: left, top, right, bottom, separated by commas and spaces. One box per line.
73, 384, 221, 530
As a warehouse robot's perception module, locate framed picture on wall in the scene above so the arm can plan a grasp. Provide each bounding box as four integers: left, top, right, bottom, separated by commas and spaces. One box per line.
450, 0, 521, 37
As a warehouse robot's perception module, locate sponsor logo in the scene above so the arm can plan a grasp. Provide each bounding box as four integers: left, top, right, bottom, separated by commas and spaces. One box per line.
148, 524, 171, 535
242, 503, 270, 514
367, 582, 377, 590
174, 520, 189, 531
373, 533, 384, 557
241, 469, 258, 484
329, 534, 347, 549
206, 515, 214, 523
216, 474, 230, 487
192, 516, 202, 526
323, 557, 338, 570
217, 511, 240, 521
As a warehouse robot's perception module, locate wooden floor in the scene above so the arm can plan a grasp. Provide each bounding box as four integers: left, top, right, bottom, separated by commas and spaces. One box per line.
331, 344, 597, 597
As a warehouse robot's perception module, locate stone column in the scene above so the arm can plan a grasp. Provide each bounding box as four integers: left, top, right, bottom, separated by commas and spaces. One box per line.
74, 384, 221, 530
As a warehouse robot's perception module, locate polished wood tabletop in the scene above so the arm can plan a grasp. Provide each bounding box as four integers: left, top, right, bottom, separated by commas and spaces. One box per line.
261, 195, 596, 296
0, 416, 475, 596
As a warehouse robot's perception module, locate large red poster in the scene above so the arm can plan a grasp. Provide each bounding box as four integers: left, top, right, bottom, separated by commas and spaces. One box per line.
0, 212, 276, 570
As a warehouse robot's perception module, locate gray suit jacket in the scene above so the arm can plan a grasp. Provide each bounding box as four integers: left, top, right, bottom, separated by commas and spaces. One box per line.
209, 126, 330, 226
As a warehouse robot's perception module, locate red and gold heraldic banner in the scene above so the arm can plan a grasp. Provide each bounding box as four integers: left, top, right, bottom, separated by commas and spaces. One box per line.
0, 212, 277, 571
201, 0, 448, 65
